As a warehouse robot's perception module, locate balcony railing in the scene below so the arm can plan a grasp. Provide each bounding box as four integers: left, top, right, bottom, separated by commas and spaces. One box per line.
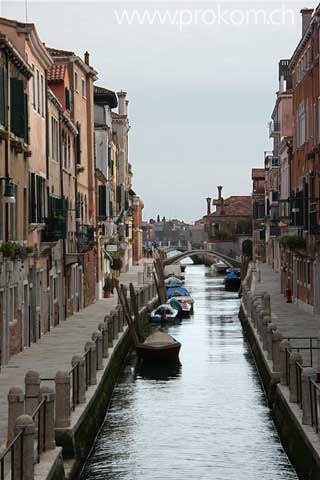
269, 120, 281, 137
42, 216, 67, 242
76, 224, 95, 252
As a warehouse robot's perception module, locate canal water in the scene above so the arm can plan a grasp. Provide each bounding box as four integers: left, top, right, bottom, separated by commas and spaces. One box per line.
81, 265, 297, 480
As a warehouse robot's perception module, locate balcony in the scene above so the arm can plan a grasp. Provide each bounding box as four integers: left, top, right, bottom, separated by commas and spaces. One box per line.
269, 120, 280, 137
42, 216, 67, 243
76, 224, 95, 253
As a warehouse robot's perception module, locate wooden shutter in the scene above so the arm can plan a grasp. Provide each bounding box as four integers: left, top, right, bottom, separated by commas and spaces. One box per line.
10, 78, 25, 137
98, 185, 107, 219
0, 67, 8, 127
29, 173, 36, 223
76, 123, 81, 164
24, 93, 29, 144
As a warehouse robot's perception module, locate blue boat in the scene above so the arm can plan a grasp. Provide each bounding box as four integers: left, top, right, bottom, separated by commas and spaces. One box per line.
224, 270, 241, 291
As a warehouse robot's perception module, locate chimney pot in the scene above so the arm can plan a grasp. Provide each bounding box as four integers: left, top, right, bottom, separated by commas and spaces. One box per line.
217, 185, 223, 200
300, 8, 313, 36
84, 51, 90, 66
206, 197, 212, 215
117, 91, 128, 116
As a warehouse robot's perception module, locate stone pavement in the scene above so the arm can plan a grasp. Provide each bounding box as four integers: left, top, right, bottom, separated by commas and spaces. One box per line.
0, 264, 151, 450
253, 262, 320, 364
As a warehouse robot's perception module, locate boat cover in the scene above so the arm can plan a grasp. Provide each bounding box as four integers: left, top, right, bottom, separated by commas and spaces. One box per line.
144, 331, 176, 345
167, 287, 191, 298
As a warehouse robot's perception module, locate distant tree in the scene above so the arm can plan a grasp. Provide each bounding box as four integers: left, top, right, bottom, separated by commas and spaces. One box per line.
157, 215, 160, 222
162, 216, 166, 222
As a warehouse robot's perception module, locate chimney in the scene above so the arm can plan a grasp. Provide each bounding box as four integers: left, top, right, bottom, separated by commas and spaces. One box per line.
84, 51, 90, 66
300, 8, 313, 36
117, 90, 127, 115
206, 197, 212, 215
217, 185, 223, 200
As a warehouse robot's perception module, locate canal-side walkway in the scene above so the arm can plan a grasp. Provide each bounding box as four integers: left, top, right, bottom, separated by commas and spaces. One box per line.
253, 263, 320, 349
0, 263, 150, 452
241, 262, 320, 480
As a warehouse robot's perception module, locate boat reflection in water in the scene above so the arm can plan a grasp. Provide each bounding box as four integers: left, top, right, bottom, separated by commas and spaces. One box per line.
136, 360, 182, 381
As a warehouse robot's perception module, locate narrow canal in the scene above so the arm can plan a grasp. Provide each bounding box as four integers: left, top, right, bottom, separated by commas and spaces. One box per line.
81, 265, 298, 480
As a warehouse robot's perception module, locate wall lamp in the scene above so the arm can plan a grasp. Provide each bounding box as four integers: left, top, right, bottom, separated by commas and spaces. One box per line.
0, 177, 16, 204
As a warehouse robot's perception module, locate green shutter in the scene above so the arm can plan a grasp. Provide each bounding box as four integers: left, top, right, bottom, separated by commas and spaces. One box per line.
98, 185, 107, 219
10, 78, 25, 138
76, 123, 81, 164
24, 93, 29, 144
0, 67, 8, 127
29, 173, 36, 223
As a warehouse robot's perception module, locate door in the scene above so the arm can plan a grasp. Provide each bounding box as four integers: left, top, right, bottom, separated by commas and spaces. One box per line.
23, 284, 29, 347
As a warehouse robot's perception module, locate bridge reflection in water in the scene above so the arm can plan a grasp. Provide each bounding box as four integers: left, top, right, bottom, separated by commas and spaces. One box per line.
80, 265, 297, 480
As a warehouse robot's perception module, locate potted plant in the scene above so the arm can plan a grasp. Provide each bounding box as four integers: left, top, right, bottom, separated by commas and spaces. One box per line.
103, 275, 112, 298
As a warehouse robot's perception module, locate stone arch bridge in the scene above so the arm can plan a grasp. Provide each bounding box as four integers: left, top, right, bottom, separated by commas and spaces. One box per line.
163, 249, 241, 268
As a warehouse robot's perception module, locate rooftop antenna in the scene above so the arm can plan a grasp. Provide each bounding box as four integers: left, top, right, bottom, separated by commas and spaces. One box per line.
25, 0, 28, 22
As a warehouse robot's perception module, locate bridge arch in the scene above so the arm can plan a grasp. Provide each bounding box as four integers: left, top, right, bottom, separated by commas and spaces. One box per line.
164, 249, 241, 268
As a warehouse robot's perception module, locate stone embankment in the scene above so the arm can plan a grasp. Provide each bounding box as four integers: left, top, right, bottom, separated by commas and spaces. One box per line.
240, 262, 320, 480
0, 264, 158, 480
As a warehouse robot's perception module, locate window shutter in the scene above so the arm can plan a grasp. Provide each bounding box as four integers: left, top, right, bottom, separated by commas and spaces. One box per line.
29, 173, 36, 223
109, 201, 113, 218
98, 185, 107, 219
76, 123, 81, 164
0, 67, 8, 127
24, 93, 29, 144
10, 78, 25, 138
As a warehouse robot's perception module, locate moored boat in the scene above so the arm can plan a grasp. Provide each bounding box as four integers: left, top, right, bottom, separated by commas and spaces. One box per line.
150, 304, 179, 323
167, 287, 194, 313
213, 260, 228, 273
136, 331, 181, 363
224, 269, 241, 291
165, 276, 183, 288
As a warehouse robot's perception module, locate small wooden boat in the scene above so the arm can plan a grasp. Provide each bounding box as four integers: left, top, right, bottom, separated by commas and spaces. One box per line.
167, 287, 194, 313
150, 304, 179, 323
168, 297, 192, 317
117, 283, 181, 364
165, 276, 183, 288
136, 331, 181, 363
213, 260, 228, 273
224, 269, 241, 291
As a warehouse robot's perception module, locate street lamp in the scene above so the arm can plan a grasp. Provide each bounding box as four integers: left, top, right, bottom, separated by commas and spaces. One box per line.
0, 177, 16, 204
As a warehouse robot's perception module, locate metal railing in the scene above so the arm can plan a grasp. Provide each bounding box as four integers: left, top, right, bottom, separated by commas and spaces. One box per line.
32, 398, 47, 463
296, 362, 303, 408
285, 337, 319, 367
84, 348, 91, 390
0, 430, 24, 480
69, 362, 80, 411
310, 379, 320, 433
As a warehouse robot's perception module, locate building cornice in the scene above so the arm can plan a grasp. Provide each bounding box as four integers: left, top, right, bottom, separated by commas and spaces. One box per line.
0, 34, 33, 78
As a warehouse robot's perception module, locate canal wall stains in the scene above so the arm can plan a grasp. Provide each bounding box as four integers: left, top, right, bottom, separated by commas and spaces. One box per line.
240, 267, 320, 480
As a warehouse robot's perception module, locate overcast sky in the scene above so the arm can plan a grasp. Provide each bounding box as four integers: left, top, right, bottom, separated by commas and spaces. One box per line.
1, 0, 315, 222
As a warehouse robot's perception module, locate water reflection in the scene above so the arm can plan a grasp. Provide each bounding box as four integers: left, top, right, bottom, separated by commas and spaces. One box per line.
80, 265, 297, 480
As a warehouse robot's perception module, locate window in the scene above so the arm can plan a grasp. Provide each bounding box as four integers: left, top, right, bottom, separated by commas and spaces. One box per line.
36, 69, 40, 113
51, 116, 59, 161
74, 71, 78, 91
98, 185, 107, 219
298, 102, 306, 146
0, 67, 8, 128
32, 65, 36, 109
41, 74, 44, 117
82, 78, 86, 97
10, 78, 28, 143
9, 286, 18, 324
29, 173, 46, 224
9, 184, 17, 241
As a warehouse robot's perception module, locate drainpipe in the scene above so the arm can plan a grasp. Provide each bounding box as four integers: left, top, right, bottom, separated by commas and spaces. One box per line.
59, 113, 67, 320
4, 51, 9, 242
